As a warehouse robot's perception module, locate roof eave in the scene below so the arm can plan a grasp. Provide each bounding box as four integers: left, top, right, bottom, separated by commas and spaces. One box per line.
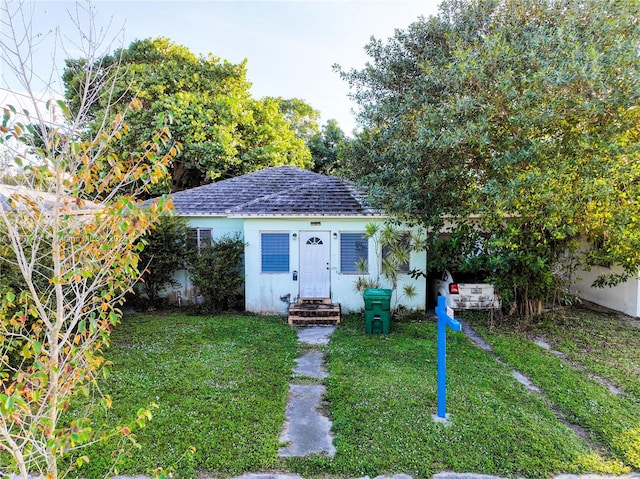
173, 212, 229, 217
228, 212, 384, 219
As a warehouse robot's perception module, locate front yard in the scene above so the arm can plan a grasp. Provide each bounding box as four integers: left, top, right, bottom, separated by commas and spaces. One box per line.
71, 307, 640, 478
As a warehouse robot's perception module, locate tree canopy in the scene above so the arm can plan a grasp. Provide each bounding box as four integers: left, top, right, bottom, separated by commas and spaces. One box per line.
339, 0, 640, 315
309, 118, 347, 175
63, 37, 314, 193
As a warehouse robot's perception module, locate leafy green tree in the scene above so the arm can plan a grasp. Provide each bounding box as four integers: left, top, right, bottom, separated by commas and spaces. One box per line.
353, 223, 425, 316
137, 215, 190, 304
276, 97, 321, 142
63, 37, 312, 193
309, 119, 346, 175
0, 233, 26, 329
225, 96, 313, 179
339, 0, 640, 317
272, 99, 346, 175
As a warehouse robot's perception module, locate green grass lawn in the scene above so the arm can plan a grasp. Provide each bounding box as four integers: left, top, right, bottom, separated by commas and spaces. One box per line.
463, 307, 640, 471
65, 307, 639, 479
290, 315, 628, 479
477, 307, 640, 405
71, 313, 299, 478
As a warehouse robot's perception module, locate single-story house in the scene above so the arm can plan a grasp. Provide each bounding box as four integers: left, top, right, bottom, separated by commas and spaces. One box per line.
165, 166, 428, 317
158, 165, 640, 320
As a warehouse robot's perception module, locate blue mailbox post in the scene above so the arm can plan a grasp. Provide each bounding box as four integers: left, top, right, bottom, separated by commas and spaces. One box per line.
435, 295, 461, 419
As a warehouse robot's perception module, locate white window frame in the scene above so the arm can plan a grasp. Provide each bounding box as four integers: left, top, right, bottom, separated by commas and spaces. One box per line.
189, 228, 213, 252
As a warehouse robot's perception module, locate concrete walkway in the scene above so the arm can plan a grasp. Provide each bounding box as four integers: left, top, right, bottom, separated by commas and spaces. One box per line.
278, 326, 336, 458
293, 350, 328, 379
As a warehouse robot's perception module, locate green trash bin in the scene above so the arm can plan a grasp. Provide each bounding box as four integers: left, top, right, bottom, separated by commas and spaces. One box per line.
363, 288, 392, 334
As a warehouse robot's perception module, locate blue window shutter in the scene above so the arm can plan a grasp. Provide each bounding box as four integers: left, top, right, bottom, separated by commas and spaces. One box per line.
261, 233, 290, 272
382, 232, 411, 272
340, 233, 368, 273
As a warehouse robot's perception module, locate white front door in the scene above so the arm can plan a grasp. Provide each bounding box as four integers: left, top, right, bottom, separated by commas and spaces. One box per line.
299, 231, 331, 299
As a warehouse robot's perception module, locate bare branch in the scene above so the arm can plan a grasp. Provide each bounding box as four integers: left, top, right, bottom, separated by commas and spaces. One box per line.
0, 2, 179, 478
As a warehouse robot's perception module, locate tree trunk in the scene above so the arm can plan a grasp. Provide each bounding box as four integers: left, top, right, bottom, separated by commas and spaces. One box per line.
171, 160, 186, 192
519, 298, 543, 318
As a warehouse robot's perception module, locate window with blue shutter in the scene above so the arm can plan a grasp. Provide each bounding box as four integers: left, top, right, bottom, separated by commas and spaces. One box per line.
261, 233, 290, 273
340, 232, 368, 273
382, 232, 411, 273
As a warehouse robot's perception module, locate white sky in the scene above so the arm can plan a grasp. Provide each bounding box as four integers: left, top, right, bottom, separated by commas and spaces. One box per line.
1, 0, 441, 135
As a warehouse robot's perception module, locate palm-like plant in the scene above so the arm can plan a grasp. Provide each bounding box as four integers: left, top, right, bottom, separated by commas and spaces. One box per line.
354, 222, 425, 314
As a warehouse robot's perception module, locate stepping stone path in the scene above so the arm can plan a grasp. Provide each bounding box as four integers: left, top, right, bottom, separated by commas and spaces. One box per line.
293, 350, 328, 379
278, 326, 336, 458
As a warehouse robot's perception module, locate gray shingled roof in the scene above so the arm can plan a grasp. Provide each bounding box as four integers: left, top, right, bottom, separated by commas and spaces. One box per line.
169, 166, 379, 216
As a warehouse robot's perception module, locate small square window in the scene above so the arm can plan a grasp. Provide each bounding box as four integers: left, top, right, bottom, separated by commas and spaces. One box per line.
188, 228, 212, 252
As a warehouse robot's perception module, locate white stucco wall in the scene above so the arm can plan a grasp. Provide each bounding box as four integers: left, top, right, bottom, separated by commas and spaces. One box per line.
242, 216, 428, 315
162, 215, 428, 314
162, 216, 244, 304
573, 264, 640, 318
164, 214, 640, 319
186, 216, 244, 239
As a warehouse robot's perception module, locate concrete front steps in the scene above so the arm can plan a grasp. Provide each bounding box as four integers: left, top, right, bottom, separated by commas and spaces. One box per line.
288, 298, 340, 326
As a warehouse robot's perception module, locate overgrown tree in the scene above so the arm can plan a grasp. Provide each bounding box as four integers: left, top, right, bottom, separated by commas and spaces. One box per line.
339, 0, 640, 316
137, 215, 189, 305
63, 37, 313, 193
0, 2, 180, 477
272, 99, 346, 175
189, 234, 245, 312
0, 233, 26, 327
